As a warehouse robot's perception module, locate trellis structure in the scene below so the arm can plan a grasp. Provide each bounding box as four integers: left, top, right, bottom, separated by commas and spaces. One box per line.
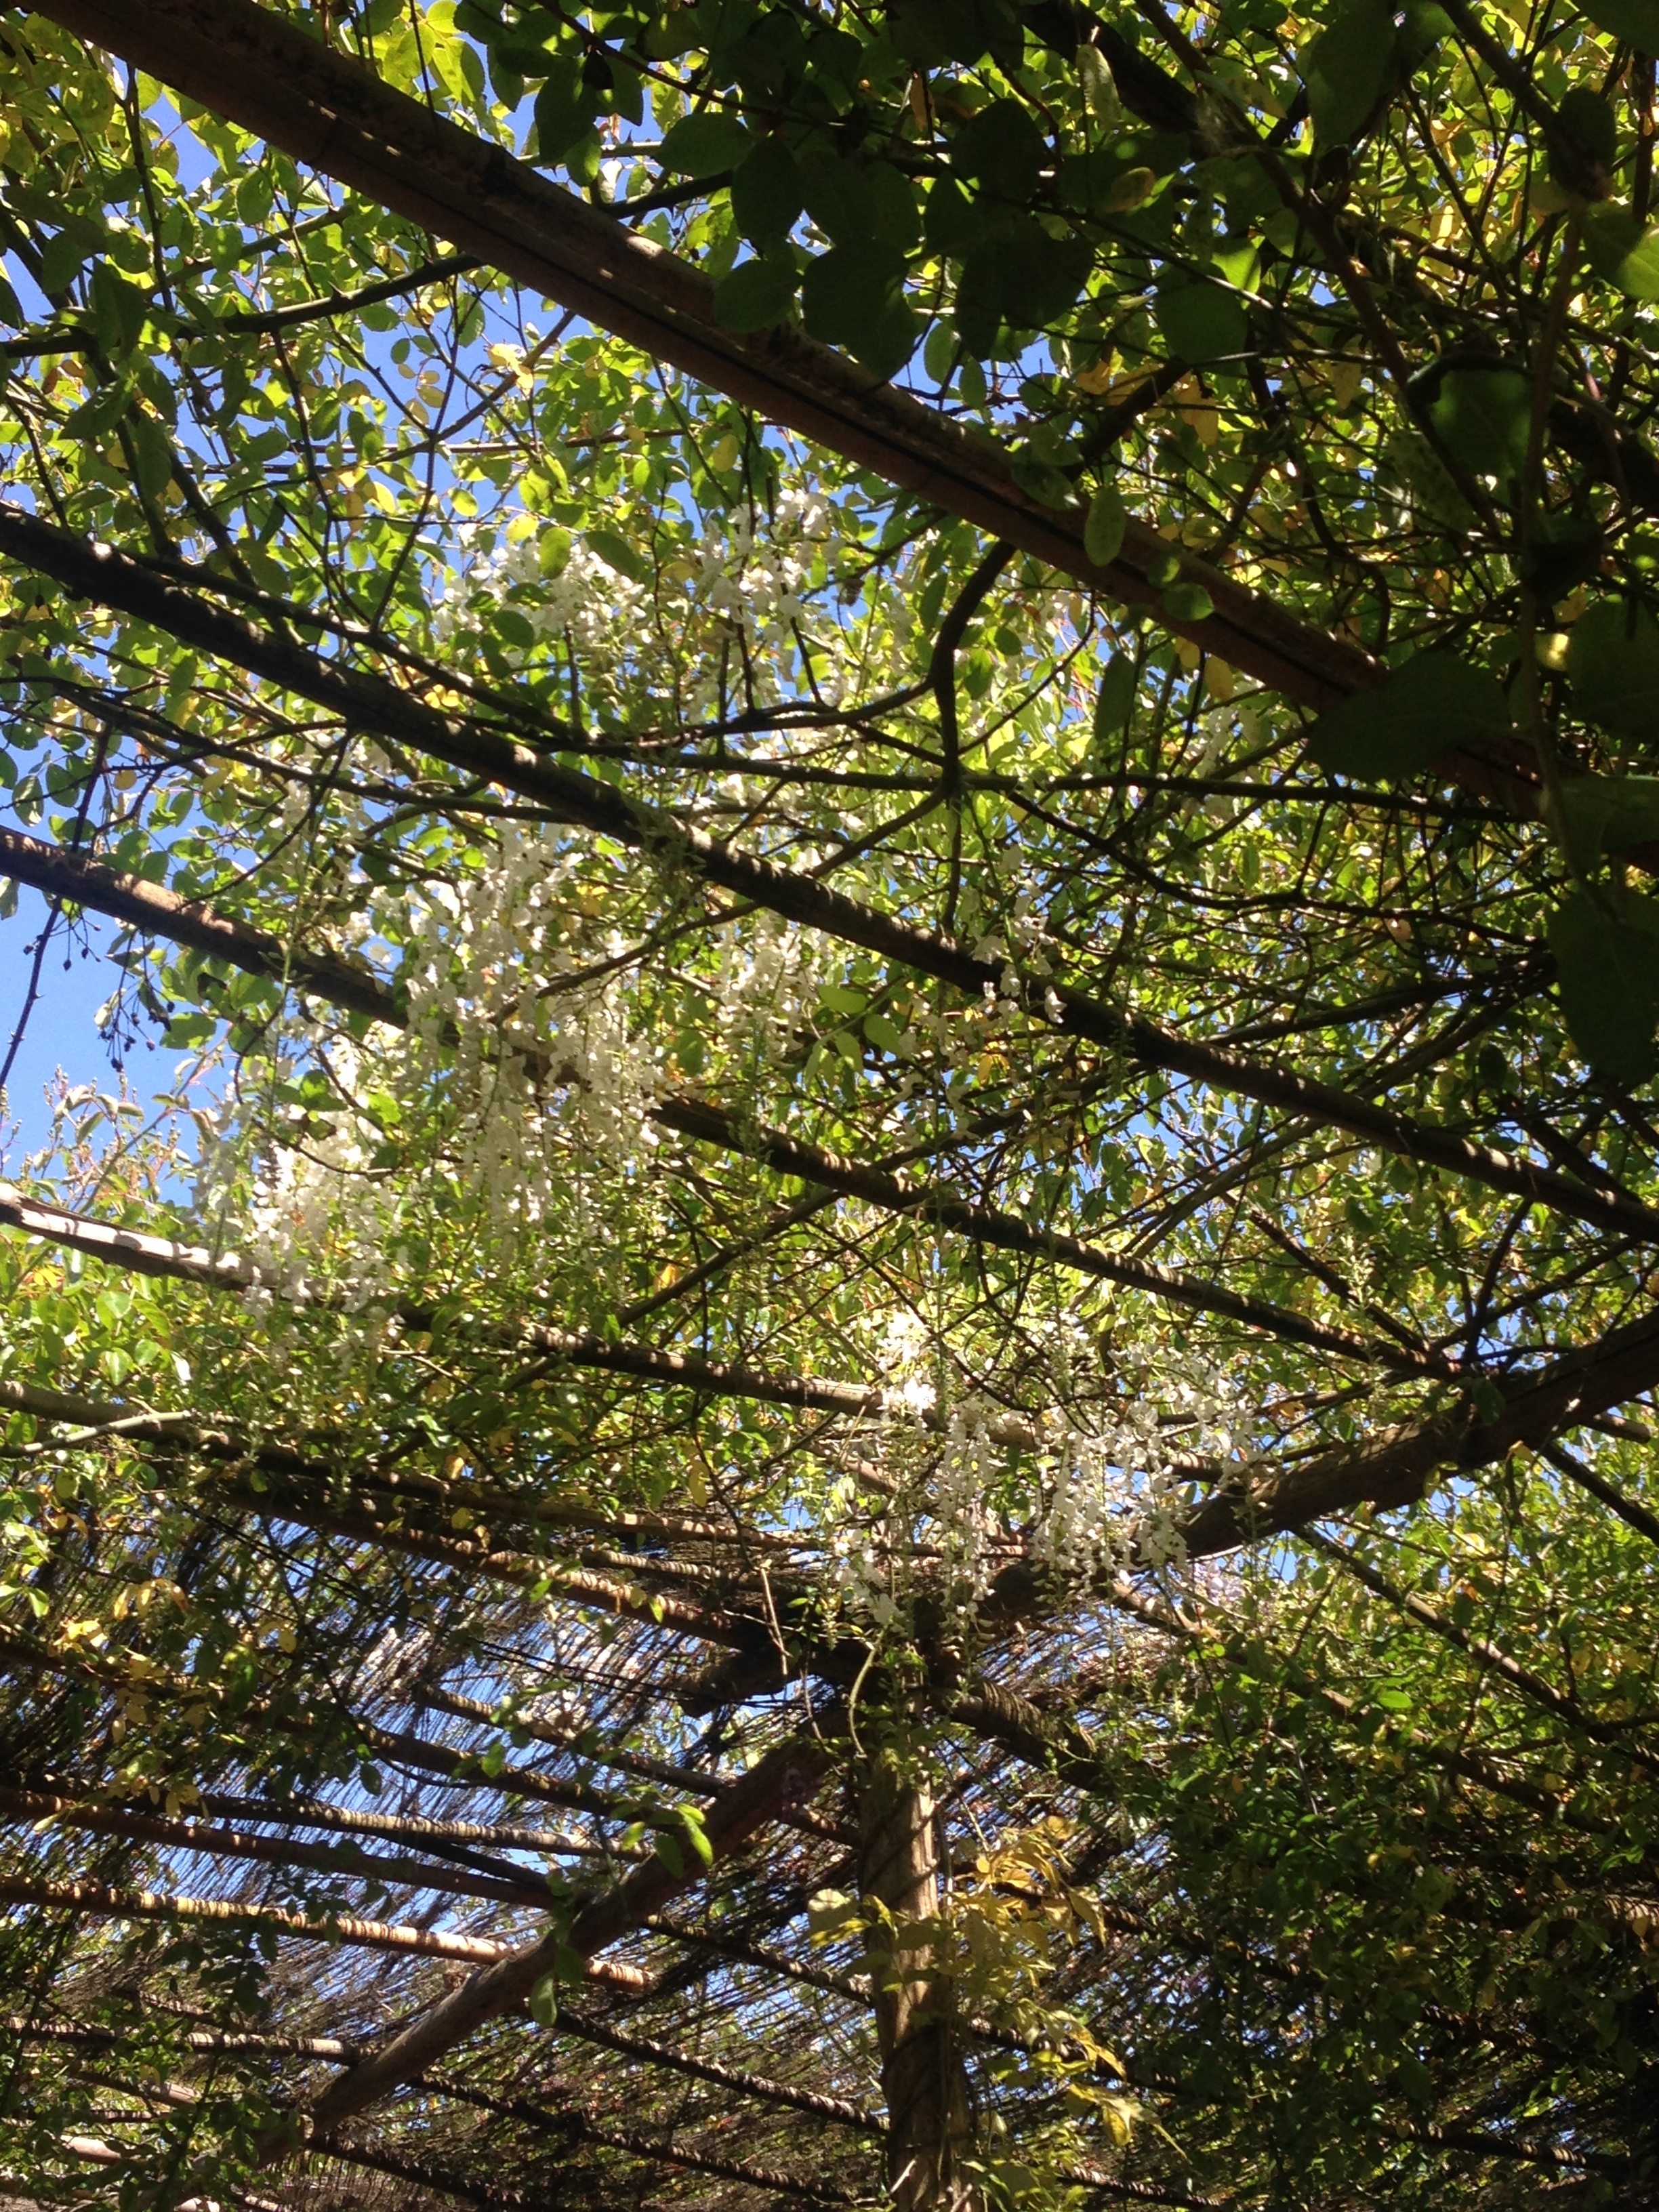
0, 1, 1656, 2207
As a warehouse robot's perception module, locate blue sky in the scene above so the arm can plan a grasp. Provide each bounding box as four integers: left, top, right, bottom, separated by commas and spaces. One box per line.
0, 884, 130, 1162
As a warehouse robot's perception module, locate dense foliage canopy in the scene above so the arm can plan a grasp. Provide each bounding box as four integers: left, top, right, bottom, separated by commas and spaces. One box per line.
0, 0, 1658, 2206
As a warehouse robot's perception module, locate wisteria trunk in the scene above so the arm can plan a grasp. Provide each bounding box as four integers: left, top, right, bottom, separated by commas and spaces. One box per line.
857, 1751, 977, 2212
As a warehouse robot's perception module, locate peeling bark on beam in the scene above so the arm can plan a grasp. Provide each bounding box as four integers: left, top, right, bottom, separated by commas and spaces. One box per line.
207, 1473, 758, 1651
187, 1787, 605, 1863
0, 821, 399, 1023
3, 2014, 365, 2063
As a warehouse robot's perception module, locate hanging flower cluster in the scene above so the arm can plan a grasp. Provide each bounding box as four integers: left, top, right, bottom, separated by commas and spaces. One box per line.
821, 1343, 1249, 1640
1029, 1353, 1250, 1582
432, 522, 648, 659
430, 490, 848, 714
679, 488, 842, 705
187, 817, 855, 1323
398, 827, 663, 1180
705, 909, 832, 1078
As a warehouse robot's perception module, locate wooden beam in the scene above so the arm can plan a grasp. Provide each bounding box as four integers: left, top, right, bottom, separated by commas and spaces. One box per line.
550, 2005, 882, 2134
0, 1783, 550, 1906
23, 0, 1376, 710
0, 510, 1638, 1250
288, 1719, 839, 2142
0, 1868, 528, 1967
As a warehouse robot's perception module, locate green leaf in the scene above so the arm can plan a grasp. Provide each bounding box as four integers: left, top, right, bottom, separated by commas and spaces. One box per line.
1155, 279, 1250, 365
639, 7, 701, 56
1517, 514, 1604, 602
713, 253, 799, 332
797, 152, 916, 262
1008, 450, 1075, 508
1425, 365, 1530, 478
865, 161, 922, 257
956, 220, 1092, 350
64, 380, 136, 442
1580, 0, 1659, 49
1547, 889, 1659, 1085
586, 528, 653, 585
731, 139, 804, 246
38, 216, 108, 295
89, 264, 148, 357
1383, 427, 1476, 529
855, 295, 922, 381
923, 175, 978, 256
487, 610, 533, 659
1302, 0, 1398, 146
533, 62, 599, 163
653, 1828, 684, 1877
241, 426, 288, 464
796, 154, 876, 252
565, 129, 602, 189
1557, 775, 1659, 863
1309, 651, 1515, 779
1567, 598, 1659, 744
1399, 0, 1453, 62
949, 98, 1046, 201
1084, 485, 1127, 567
1553, 87, 1618, 177
801, 251, 918, 377
493, 30, 556, 74
922, 321, 958, 385
806, 1885, 861, 1938
529, 1971, 559, 2028
798, 248, 872, 344
890, 0, 1023, 68
659, 110, 752, 178
1584, 204, 1659, 298
1163, 581, 1214, 623
607, 56, 644, 129
676, 1809, 714, 1867
1093, 655, 1137, 741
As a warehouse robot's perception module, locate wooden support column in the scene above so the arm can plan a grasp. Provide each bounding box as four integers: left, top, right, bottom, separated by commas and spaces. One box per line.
857, 1750, 976, 2212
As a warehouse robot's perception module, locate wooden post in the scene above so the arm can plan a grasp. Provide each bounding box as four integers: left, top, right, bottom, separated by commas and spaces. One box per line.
857, 1750, 976, 2212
